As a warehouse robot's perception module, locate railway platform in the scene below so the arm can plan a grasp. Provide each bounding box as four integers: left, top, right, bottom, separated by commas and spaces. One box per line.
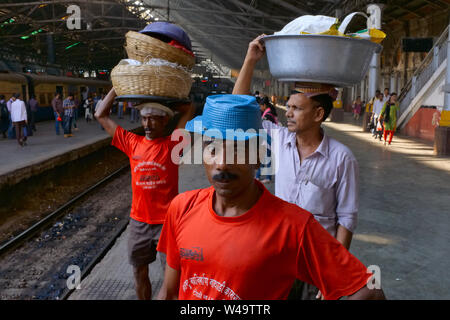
67, 113, 450, 300
0, 115, 142, 190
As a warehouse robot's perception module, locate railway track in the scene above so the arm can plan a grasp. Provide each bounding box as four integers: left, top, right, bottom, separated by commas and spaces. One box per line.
59, 217, 129, 300
0, 164, 130, 258
0, 163, 133, 300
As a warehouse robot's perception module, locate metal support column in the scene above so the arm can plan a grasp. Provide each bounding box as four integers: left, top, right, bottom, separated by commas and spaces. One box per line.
367, 4, 383, 101
434, 23, 450, 155
390, 72, 398, 94
444, 26, 450, 110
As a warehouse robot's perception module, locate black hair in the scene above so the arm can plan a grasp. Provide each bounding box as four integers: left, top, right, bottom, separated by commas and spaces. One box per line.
260, 96, 270, 106
310, 94, 334, 122
0, 95, 5, 100
13, 93, 20, 99
255, 91, 260, 95
288, 91, 333, 122
390, 92, 397, 97
260, 96, 278, 116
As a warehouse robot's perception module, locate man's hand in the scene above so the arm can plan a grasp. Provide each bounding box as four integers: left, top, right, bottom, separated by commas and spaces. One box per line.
157, 263, 180, 300
233, 34, 267, 95
348, 285, 386, 300
245, 34, 267, 63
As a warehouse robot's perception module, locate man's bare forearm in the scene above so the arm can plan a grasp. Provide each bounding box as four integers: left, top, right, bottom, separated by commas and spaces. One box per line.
175, 103, 195, 129
95, 88, 116, 119
95, 88, 118, 137
336, 224, 353, 250
232, 57, 257, 95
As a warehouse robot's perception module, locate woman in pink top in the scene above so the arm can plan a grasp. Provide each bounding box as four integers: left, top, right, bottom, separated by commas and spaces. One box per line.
352, 96, 363, 120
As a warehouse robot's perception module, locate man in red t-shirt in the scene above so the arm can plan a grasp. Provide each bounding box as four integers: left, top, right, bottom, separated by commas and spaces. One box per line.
95, 88, 193, 299
156, 94, 385, 300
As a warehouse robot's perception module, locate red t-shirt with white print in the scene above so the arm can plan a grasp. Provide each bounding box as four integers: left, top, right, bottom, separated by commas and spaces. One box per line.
112, 126, 181, 224
157, 181, 372, 300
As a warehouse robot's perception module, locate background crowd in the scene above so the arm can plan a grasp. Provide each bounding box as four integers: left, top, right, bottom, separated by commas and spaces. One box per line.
0, 90, 141, 146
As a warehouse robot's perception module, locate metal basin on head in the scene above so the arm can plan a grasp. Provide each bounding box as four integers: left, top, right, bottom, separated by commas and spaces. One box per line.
262, 34, 382, 88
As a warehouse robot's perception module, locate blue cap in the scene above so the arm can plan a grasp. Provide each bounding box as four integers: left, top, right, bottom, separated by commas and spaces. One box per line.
139, 22, 192, 52
185, 94, 268, 142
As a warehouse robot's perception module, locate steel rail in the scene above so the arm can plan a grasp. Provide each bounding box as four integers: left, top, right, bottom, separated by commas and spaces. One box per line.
0, 164, 130, 257
59, 218, 129, 300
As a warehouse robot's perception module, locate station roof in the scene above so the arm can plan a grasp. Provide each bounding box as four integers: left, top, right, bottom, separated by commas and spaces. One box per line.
0, 0, 449, 72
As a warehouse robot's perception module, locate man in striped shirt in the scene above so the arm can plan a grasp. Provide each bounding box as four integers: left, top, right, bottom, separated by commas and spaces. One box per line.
63, 93, 75, 138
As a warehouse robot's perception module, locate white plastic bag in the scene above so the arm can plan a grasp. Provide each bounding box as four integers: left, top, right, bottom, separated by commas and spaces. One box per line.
274, 15, 338, 35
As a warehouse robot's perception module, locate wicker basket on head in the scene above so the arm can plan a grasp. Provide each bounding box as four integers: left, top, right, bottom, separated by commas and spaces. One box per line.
111, 63, 192, 99
125, 31, 195, 69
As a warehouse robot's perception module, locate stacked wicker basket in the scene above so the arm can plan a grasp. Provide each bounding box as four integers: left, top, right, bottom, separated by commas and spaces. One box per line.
111, 31, 195, 99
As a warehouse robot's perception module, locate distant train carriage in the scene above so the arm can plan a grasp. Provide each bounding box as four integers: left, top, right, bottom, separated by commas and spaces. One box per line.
189, 77, 235, 116
23, 74, 111, 121
0, 72, 29, 102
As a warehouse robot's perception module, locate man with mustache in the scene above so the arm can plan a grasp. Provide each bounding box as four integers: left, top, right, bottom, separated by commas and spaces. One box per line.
95, 88, 194, 299
232, 35, 361, 300
156, 94, 385, 300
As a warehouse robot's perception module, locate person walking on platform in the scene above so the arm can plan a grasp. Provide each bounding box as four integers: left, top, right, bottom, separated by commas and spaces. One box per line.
95, 88, 194, 300
156, 94, 385, 301
0, 95, 10, 138
10, 93, 28, 146
51, 93, 64, 135
92, 92, 100, 106
83, 97, 94, 123
95, 94, 106, 131
95, 94, 105, 114
233, 35, 360, 300
117, 101, 124, 119
382, 88, 390, 105
6, 96, 14, 139
129, 101, 139, 123
365, 90, 378, 132
352, 96, 363, 121
28, 95, 38, 132
72, 94, 80, 132
62, 93, 76, 138
256, 96, 277, 183
372, 92, 384, 140
380, 93, 399, 146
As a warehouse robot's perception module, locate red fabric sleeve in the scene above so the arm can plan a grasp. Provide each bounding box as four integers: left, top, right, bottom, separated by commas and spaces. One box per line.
156, 198, 181, 271
296, 216, 372, 300
111, 126, 138, 157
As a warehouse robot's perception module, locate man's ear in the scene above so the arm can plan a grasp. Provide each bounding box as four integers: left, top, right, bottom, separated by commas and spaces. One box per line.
315, 106, 325, 122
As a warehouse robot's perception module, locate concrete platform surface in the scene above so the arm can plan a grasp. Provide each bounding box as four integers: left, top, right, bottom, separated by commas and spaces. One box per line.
69, 113, 450, 300
0, 115, 141, 187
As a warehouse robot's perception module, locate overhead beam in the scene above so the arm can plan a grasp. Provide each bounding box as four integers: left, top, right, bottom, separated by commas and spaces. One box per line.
225, 0, 286, 25
265, 0, 311, 16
